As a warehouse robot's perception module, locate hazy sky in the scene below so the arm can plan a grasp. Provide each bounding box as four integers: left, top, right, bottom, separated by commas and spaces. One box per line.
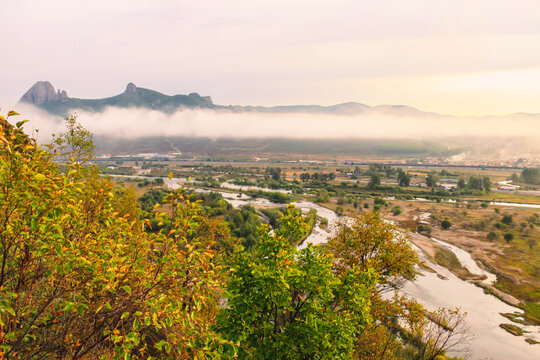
3, 0, 540, 116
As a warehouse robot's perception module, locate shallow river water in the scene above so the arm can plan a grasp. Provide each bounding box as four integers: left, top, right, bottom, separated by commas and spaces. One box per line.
408, 239, 539, 359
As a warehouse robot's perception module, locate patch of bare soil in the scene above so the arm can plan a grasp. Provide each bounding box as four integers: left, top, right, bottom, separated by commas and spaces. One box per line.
429, 228, 539, 289
408, 232, 437, 258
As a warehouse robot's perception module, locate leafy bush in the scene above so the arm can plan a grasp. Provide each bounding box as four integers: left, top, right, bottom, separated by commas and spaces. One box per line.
502, 214, 513, 225
504, 233, 515, 243
320, 217, 329, 228
441, 219, 452, 230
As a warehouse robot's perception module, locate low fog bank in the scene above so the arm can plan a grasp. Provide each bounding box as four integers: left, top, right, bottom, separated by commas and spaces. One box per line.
9, 104, 540, 148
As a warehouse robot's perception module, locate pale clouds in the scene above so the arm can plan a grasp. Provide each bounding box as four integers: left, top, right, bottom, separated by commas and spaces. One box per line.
2, 0, 540, 115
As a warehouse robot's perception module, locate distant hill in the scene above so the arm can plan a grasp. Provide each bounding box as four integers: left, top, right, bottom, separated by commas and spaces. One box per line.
20, 81, 215, 116
19, 81, 441, 118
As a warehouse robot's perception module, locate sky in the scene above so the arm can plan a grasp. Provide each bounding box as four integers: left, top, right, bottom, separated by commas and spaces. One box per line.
3, 0, 540, 116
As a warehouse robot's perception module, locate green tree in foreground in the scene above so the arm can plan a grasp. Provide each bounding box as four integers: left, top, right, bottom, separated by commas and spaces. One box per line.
328, 212, 418, 293
51, 114, 95, 163
327, 212, 469, 360
215, 207, 375, 359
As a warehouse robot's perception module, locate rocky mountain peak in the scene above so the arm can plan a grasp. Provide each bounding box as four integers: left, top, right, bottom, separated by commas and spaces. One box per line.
57, 89, 68, 100
19, 81, 69, 105
188, 92, 213, 104
125, 82, 137, 93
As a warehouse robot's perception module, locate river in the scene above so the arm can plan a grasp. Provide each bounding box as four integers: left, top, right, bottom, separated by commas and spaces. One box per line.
189, 188, 539, 359
404, 242, 539, 359
111, 177, 540, 358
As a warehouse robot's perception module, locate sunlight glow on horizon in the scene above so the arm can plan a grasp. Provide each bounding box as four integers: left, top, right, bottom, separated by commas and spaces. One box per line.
2, 0, 540, 116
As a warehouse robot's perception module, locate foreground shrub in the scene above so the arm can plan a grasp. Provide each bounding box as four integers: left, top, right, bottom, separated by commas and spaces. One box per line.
0, 114, 227, 359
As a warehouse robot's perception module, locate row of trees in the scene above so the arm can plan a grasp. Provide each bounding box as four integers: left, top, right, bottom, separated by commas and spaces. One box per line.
299, 172, 336, 182
510, 168, 540, 185
367, 169, 411, 188
425, 173, 491, 192
265, 167, 282, 181
463, 175, 491, 192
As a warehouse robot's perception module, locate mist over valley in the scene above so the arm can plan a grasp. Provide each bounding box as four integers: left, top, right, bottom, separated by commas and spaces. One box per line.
14, 81, 540, 164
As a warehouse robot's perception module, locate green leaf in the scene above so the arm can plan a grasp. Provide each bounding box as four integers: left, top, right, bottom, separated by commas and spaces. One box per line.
155, 340, 167, 351
16, 119, 29, 128
4, 332, 16, 340
122, 285, 132, 294
121, 312, 130, 319
7, 110, 20, 117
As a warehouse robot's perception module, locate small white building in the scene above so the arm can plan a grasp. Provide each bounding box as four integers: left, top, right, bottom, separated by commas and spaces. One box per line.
497, 180, 520, 191
439, 178, 459, 190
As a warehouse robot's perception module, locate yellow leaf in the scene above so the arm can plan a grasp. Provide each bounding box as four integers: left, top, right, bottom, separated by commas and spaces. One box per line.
34, 174, 47, 182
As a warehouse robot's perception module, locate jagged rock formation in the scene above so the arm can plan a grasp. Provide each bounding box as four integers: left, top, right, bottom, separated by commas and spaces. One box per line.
188, 92, 213, 105
19, 81, 216, 116
19, 81, 69, 105
125, 82, 137, 93
57, 89, 69, 100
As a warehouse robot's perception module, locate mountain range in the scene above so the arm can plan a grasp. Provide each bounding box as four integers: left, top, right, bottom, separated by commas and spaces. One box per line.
19, 81, 440, 118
